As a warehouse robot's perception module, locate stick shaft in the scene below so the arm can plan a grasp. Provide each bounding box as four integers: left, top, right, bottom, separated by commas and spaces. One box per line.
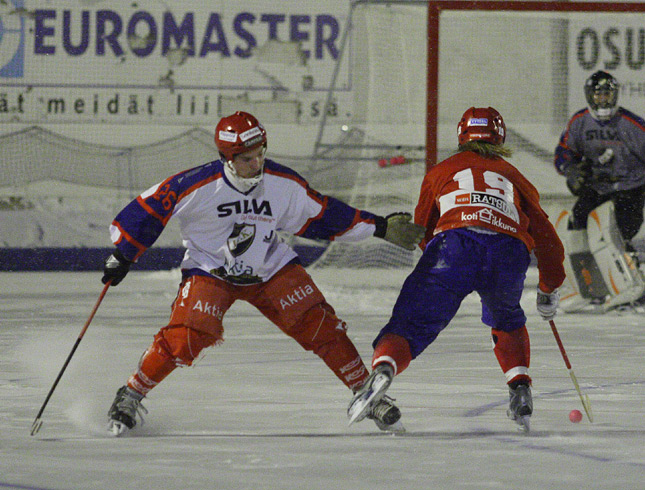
549, 320, 593, 422
30, 281, 111, 435
549, 319, 572, 369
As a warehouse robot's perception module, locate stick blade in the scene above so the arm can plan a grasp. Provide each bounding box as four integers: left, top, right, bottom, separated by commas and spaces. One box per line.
582, 394, 594, 423
30, 418, 43, 436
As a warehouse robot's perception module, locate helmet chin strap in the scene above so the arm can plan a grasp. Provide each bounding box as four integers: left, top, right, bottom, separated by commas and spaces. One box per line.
224, 159, 264, 192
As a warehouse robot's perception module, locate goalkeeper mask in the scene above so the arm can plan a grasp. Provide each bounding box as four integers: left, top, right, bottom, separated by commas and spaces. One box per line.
584, 71, 619, 121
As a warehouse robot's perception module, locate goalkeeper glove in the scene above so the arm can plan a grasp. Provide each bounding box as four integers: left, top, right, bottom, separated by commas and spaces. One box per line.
564, 160, 591, 196
374, 212, 425, 251
536, 287, 560, 321
102, 249, 132, 286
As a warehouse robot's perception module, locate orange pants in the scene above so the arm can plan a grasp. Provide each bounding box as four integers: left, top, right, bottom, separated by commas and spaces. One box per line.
127, 264, 369, 395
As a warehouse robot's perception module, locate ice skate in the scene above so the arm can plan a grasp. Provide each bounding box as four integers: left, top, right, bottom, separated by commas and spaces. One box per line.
507, 383, 532, 433
107, 386, 147, 436
368, 395, 405, 433
348, 364, 394, 426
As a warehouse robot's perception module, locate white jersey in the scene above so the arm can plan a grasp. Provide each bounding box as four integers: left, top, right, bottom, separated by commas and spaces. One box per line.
110, 158, 379, 284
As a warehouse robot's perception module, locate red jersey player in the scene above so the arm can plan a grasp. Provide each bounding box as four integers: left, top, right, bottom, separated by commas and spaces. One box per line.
348, 107, 566, 432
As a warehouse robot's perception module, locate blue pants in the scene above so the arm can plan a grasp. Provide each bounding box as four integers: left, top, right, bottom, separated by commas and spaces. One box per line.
375, 228, 531, 359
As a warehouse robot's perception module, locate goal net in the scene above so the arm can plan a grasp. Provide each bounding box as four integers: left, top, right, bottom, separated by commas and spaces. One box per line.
3, 1, 645, 265
0, 127, 216, 248
305, 0, 645, 270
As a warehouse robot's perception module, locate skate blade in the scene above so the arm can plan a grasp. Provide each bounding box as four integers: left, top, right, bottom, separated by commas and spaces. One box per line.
375, 419, 406, 434
30, 418, 43, 436
517, 415, 531, 433
347, 395, 372, 426
347, 375, 390, 426
108, 420, 128, 437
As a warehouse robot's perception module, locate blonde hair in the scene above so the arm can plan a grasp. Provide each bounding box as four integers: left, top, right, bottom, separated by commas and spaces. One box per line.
457, 141, 513, 158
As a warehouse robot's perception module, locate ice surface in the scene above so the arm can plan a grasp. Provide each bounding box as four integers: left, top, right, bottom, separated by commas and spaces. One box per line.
1, 268, 644, 490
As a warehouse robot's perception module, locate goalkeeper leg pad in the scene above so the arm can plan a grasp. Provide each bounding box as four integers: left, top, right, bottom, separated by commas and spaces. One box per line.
555, 210, 608, 312
587, 201, 645, 310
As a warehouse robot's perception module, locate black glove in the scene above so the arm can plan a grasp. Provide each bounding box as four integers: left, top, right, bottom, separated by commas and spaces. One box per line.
374, 212, 426, 251
102, 249, 131, 286
564, 160, 591, 196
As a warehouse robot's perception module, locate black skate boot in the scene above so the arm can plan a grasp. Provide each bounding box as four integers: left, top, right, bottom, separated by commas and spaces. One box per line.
108, 386, 147, 436
507, 382, 532, 433
368, 395, 405, 433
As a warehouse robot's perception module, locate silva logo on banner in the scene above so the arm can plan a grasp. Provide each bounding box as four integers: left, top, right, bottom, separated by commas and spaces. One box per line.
0, 0, 26, 78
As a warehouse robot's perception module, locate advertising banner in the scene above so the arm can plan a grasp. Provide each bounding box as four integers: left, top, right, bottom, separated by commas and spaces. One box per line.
0, 0, 351, 125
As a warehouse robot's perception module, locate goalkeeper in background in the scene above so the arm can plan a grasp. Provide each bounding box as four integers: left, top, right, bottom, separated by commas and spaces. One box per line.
348, 107, 565, 433
102, 111, 424, 436
555, 70, 645, 258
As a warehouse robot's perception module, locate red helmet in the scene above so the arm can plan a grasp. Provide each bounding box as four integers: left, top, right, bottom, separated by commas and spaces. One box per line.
215, 111, 267, 161
457, 107, 506, 145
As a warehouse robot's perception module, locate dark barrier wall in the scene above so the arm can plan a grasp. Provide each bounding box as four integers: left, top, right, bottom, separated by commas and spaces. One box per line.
0, 246, 327, 271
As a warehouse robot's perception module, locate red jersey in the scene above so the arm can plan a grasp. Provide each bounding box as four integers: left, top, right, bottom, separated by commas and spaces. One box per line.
414, 151, 565, 292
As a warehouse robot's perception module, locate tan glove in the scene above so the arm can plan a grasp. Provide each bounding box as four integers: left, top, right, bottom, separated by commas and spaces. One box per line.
374, 212, 426, 251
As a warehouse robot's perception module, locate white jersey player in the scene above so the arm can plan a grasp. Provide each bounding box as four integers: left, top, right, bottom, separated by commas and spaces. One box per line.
102, 111, 425, 435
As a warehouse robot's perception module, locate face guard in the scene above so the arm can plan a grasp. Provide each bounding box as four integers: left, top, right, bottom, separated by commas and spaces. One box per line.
584, 71, 619, 121
223, 146, 267, 192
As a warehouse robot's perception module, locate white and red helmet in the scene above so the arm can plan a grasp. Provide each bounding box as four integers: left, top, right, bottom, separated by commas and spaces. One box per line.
215, 111, 267, 161
457, 107, 506, 146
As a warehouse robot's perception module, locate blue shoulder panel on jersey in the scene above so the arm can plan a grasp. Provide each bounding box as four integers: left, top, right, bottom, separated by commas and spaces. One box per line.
263, 159, 308, 183
555, 109, 588, 173
264, 159, 379, 240
300, 196, 378, 240
113, 160, 222, 259
619, 107, 645, 129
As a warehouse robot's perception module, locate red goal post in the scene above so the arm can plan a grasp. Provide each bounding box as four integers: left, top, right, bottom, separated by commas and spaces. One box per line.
426, 0, 645, 170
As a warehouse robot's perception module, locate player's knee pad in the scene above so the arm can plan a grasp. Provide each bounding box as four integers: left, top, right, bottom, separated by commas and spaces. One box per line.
492, 326, 531, 385
153, 326, 220, 367
288, 303, 348, 353
290, 303, 369, 390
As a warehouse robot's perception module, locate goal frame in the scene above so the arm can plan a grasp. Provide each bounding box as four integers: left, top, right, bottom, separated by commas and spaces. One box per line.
426, 0, 645, 170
